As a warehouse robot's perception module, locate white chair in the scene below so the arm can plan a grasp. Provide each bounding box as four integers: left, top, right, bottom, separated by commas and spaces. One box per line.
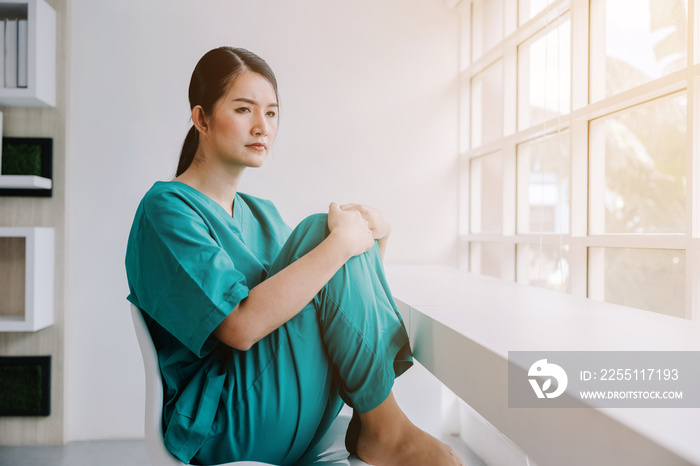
130, 303, 366, 466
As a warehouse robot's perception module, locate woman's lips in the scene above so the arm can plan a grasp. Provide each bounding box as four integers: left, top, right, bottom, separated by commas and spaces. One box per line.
246, 143, 266, 150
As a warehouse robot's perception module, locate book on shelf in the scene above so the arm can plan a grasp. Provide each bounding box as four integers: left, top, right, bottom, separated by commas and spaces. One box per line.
0, 111, 3, 171
0, 21, 4, 88
17, 19, 27, 88
4, 18, 18, 88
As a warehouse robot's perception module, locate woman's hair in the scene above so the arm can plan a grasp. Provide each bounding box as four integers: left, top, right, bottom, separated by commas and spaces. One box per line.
176, 47, 279, 176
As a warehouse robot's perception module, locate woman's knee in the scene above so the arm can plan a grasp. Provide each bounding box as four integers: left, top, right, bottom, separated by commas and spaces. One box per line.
269, 214, 329, 273
288, 213, 328, 249
295, 213, 328, 237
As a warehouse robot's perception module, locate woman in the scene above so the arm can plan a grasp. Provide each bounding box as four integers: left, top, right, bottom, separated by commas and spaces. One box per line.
125, 46, 463, 466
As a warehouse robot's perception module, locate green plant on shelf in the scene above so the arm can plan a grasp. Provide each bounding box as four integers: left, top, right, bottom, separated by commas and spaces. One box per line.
0, 365, 43, 413
0, 143, 42, 176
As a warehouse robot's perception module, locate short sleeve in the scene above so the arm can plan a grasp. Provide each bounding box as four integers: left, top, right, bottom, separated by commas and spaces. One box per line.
126, 191, 249, 357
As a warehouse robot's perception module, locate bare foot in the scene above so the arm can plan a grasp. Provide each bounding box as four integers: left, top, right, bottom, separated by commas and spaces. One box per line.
352, 391, 464, 465
355, 415, 464, 466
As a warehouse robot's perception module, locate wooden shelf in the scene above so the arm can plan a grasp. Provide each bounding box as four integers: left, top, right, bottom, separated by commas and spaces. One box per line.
0, 174, 51, 189
0, 227, 54, 332
0, 0, 56, 107
0, 137, 53, 196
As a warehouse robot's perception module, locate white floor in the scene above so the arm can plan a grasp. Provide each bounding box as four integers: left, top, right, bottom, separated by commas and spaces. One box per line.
0, 435, 483, 466
0, 439, 151, 466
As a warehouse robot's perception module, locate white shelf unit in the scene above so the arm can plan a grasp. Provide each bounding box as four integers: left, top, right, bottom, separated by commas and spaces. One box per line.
0, 0, 56, 107
0, 174, 51, 189
0, 227, 54, 331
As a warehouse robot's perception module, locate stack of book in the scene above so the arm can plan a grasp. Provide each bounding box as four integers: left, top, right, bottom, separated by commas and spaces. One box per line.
0, 18, 28, 88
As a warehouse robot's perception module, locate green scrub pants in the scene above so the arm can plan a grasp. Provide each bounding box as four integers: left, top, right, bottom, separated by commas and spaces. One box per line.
192, 214, 413, 466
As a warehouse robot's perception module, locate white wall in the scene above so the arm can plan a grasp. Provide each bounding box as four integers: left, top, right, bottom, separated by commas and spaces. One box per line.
66, 0, 459, 440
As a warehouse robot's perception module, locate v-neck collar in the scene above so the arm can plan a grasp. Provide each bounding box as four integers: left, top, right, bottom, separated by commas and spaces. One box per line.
165, 181, 242, 223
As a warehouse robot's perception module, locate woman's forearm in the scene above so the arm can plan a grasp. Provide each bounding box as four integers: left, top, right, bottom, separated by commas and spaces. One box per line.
377, 236, 389, 260
213, 231, 353, 350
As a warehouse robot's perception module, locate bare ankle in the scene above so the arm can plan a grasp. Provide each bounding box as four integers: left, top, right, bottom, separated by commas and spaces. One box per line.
353, 392, 464, 465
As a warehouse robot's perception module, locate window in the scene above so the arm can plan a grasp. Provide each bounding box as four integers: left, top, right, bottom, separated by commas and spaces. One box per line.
590, 0, 688, 100
470, 60, 504, 147
517, 130, 570, 234
589, 93, 687, 234
517, 14, 571, 129
589, 247, 685, 317
517, 243, 570, 292
459, 0, 696, 319
470, 151, 504, 233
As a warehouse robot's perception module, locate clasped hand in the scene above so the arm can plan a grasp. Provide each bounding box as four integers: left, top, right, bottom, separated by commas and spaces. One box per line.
327, 202, 391, 258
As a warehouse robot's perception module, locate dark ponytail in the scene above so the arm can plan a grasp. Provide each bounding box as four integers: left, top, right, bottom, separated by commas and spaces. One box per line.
176, 47, 279, 177
177, 126, 200, 177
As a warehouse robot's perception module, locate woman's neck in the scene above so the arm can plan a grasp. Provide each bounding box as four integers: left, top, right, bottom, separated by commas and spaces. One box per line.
175, 160, 244, 216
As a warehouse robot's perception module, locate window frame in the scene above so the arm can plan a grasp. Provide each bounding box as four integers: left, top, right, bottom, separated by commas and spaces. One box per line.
458, 0, 699, 320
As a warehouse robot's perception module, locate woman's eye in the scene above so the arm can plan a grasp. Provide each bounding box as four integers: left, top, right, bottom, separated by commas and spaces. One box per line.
236, 107, 250, 113
266, 111, 276, 117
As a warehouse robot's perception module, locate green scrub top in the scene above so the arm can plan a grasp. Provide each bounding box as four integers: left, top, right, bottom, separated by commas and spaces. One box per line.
125, 181, 292, 461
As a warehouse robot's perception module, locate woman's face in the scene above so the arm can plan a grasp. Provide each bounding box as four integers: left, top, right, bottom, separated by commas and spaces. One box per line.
202, 71, 278, 170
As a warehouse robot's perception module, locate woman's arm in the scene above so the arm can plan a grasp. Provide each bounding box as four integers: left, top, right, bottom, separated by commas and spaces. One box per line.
213, 203, 374, 351
376, 236, 390, 260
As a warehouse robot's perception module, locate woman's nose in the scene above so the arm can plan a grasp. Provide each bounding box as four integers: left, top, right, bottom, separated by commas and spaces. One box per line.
252, 113, 268, 137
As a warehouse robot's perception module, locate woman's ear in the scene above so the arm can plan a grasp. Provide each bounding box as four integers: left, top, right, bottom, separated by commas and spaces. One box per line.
192, 106, 208, 134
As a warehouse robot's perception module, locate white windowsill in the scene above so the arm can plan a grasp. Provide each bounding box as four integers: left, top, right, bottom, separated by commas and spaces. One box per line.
385, 265, 700, 466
